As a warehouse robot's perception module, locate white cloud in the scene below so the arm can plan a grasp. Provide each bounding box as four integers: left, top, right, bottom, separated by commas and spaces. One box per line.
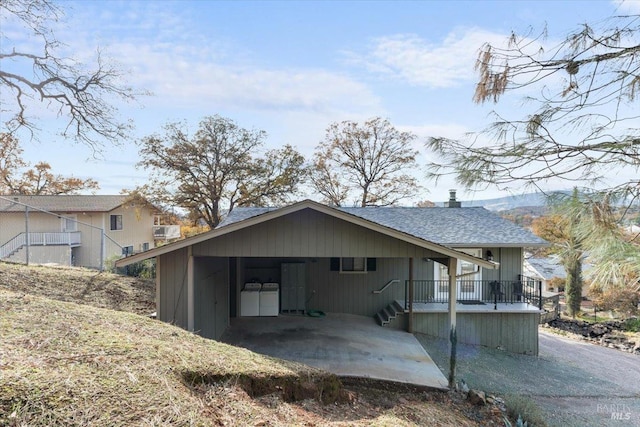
346, 28, 508, 88
104, 40, 381, 117
0, 0, 375, 125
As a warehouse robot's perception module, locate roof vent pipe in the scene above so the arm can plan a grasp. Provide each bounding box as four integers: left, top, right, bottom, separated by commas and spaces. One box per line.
446, 189, 461, 208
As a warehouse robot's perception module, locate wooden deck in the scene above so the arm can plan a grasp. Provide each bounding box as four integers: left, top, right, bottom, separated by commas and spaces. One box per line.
396, 299, 541, 355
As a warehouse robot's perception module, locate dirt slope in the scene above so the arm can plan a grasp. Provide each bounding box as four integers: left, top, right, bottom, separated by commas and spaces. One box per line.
0, 262, 155, 315
0, 262, 505, 426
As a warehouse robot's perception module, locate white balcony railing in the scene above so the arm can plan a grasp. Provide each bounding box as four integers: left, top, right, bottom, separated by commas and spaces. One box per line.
0, 232, 81, 259
153, 225, 181, 240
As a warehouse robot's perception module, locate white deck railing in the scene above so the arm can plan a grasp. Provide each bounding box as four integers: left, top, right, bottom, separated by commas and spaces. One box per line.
0, 232, 82, 259
153, 225, 181, 239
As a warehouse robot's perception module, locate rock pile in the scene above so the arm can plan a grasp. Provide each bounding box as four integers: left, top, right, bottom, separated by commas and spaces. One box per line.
544, 318, 640, 354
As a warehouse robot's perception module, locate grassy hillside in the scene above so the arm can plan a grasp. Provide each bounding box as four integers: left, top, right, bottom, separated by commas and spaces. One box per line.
0, 262, 155, 316
0, 263, 505, 426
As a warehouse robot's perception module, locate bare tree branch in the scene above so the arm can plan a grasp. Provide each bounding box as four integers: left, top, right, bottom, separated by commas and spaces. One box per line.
312, 117, 421, 207
428, 13, 640, 200
0, 132, 99, 194
0, 0, 143, 151
136, 116, 306, 228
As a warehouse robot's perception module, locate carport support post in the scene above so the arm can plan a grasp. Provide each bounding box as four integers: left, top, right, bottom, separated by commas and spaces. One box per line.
187, 246, 194, 332
25, 205, 30, 266
448, 257, 458, 389
408, 257, 414, 333
155, 256, 161, 319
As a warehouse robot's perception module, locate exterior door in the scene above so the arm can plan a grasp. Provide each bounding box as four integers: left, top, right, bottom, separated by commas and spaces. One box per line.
434, 249, 483, 301
281, 263, 306, 313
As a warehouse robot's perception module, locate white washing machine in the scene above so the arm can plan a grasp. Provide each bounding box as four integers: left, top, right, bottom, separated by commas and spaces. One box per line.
240, 282, 261, 317
260, 282, 279, 316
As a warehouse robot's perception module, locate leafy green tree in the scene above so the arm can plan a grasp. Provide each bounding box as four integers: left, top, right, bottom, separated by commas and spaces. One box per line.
544, 190, 586, 317
137, 115, 307, 228
537, 190, 640, 316
578, 193, 640, 314
311, 117, 420, 207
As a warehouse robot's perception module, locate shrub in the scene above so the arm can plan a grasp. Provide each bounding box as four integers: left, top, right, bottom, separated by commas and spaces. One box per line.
122, 259, 156, 279
624, 317, 640, 332
590, 285, 639, 317
504, 394, 547, 427
103, 254, 121, 273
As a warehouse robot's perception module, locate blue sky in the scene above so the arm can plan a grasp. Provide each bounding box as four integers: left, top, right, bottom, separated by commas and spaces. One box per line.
3, 0, 638, 203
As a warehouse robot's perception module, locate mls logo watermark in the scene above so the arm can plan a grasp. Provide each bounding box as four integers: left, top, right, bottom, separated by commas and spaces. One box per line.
597, 404, 632, 421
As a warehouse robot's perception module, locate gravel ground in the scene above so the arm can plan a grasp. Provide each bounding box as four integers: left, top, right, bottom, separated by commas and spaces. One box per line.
416, 329, 640, 427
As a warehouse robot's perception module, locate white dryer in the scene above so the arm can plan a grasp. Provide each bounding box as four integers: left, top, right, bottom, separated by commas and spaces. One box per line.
260, 282, 279, 316
240, 282, 261, 317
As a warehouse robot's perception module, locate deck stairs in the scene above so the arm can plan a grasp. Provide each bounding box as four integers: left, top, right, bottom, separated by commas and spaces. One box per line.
4, 246, 25, 263
1, 232, 81, 261
374, 300, 406, 327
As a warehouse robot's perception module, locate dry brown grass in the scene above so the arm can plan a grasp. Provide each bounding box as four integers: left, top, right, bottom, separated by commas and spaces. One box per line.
0, 262, 155, 315
0, 263, 506, 426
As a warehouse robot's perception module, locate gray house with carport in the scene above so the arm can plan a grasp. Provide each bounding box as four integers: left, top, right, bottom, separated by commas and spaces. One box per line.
116, 199, 547, 355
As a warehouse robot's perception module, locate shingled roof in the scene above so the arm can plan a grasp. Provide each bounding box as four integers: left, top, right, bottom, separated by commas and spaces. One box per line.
0, 195, 128, 213
117, 199, 505, 268
220, 204, 547, 247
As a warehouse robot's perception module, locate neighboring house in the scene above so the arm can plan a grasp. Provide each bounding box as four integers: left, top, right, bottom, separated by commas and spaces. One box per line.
524, 254, 591, 295
116, 198, 548, 354
524, 255, 566, 293
0, 195, 178, 269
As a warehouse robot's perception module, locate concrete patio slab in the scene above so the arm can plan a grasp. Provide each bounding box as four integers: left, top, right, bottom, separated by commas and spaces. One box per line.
220, 312, 448, 390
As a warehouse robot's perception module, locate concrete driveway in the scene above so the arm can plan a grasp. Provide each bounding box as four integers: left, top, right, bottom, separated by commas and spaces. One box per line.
416, 330, 640, 427
220, 313, 448, 390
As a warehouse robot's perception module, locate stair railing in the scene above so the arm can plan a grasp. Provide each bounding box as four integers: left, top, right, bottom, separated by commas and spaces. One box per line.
1, 232, 82, 260
0, 233, 26, 259
372, 279, 400, 294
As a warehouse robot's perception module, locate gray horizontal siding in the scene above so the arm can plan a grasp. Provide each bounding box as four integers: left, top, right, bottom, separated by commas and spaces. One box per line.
194, 208, 442, 259
413, 312, 539, 355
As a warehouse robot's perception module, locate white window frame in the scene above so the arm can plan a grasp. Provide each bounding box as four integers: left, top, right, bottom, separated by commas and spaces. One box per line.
110, 214, 123, 231
61, 214, 77, 232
